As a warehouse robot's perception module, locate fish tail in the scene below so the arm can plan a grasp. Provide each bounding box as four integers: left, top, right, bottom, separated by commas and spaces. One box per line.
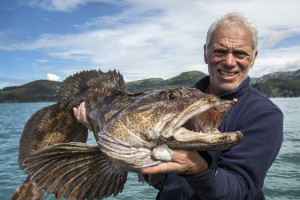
23, 142, 127, 200
11, 176, 42, 200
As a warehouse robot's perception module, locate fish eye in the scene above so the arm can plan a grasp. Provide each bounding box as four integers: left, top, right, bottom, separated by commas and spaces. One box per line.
167, 92, 177, 100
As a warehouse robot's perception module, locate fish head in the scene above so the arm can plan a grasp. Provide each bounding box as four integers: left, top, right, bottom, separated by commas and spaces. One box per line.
118, 87, 243, 150
121, 88, 203, 137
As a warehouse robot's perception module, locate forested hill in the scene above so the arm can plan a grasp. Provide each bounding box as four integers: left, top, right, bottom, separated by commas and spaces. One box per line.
0, 70, 299, 103
126, 71, 207, 93
251, 69, 300, 83
251, 69, 300, 97
0, 80, 63, 103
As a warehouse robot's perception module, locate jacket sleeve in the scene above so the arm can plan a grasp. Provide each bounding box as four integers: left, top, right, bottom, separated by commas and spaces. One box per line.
182, 108, 283, 200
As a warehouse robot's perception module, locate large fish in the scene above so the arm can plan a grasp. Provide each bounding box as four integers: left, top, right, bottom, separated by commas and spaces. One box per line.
12, 70, 243, 200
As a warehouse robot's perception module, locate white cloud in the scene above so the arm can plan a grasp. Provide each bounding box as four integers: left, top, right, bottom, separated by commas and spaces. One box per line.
0, 2, 208, 80
260, 30, 296, 48
47, 73, 61, 81
249, 45, 300, 77
4, 0, 300, 81
25, 0, 120, 12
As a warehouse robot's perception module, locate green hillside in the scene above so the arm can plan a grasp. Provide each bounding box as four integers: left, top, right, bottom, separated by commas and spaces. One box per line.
0, 80, 62, 103
251, 69, 300, 84
0, 69, 299, 102
252, 79, 300, 97
126, 71, 206, 93
0, 71, 206, 103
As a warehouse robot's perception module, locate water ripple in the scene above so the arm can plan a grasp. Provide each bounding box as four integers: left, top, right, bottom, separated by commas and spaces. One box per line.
1, 99, 299, 199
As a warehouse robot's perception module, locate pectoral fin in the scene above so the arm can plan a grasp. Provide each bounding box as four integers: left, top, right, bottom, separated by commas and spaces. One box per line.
18, 103, 88, 170
23, 142, 127, 200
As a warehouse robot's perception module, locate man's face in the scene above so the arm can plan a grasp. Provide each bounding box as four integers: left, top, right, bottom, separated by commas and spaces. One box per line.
204, 22, 257, 97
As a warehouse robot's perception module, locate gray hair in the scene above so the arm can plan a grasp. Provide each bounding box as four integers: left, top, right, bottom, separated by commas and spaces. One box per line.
206, 12, 258, 55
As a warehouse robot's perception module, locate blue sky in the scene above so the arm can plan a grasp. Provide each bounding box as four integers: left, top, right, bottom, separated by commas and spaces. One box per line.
1, 0, 300, 89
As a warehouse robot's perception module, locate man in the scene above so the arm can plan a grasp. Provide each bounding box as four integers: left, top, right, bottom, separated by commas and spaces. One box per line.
75, 12, 283, 199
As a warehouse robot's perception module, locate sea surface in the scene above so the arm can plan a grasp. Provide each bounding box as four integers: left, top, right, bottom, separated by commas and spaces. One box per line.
0, 98, 299, 200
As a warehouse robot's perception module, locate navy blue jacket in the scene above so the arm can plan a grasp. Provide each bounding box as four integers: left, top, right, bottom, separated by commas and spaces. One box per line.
155, 76, 283, 200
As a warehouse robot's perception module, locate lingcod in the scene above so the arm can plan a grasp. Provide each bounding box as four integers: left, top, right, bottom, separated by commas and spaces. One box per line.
12, 69, 243, 200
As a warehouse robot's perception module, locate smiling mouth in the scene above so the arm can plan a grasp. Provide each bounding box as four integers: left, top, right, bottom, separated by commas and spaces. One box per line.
219, 70, 237, 77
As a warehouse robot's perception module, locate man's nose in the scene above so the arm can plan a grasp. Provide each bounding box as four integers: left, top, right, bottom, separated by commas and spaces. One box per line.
224, 53, 236, 67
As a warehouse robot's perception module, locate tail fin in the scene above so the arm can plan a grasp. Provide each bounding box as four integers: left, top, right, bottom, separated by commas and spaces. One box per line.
23, 142, 127, 200
11, 176, 42, 200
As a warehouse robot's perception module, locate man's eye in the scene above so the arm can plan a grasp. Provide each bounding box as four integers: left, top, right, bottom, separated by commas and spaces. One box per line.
234, 51, 248, 59
214, 50, 227, 56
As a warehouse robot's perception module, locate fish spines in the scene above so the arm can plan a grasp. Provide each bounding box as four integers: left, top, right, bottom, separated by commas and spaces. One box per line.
57, 69, 126, 100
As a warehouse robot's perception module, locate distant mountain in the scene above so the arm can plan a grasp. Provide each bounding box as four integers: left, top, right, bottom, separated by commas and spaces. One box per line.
0, 69, 299, 103
126, 71, 206, 93
251, 69, 300, 84
0, 80, 62, 103
249, 69, 300, 97
252, 79, 300, 97
0, 71, 206, 103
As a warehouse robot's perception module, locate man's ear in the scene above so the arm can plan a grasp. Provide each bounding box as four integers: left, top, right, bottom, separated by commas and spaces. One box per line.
204, 45, 208, 64
250, 50, 258, 69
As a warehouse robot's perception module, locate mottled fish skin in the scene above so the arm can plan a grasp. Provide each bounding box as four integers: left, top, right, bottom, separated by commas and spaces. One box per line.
13, 69, 243, 200
89, 88, 243, 169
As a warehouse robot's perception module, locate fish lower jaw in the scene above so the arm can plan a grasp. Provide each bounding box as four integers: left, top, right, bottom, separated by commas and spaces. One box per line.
171, 127, 243, 144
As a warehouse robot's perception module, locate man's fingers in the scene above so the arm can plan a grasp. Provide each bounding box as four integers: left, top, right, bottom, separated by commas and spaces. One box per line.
73, 102, 92, 131
79, 102, 86, 121
141, 162, 178, 174
141, 149, 184, 174
73, 102, 84, 121
73, 107, 78, 117
141, 149, 208, 175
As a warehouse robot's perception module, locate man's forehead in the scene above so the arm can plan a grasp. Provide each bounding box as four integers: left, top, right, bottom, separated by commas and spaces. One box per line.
209, 25, 253, 49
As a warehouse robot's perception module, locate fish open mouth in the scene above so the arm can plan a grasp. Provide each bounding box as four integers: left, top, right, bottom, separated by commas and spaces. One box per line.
182, 102, 232, 134
167, 98, 243, 150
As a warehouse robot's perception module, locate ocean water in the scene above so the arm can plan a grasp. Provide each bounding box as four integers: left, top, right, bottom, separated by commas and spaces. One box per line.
0, 98, 299, 200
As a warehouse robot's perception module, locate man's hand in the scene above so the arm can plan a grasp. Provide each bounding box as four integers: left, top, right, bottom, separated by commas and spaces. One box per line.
141, 149, 208, 175
73, 102, 208, 176
73, 102, 92, 131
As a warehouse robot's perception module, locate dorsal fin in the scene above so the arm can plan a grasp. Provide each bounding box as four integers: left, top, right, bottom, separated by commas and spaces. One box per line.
57, 69, 126, 100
